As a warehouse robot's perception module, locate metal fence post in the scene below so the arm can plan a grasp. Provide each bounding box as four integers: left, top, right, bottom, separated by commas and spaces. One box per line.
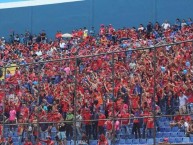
2, 67, 6, 136
111, 52, 115, 145
153, 46, 157, 145
73, 57, 78, 145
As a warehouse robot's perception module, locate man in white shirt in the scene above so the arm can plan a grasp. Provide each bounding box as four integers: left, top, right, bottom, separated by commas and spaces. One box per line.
162, 20, 170, 30
36, 50, 42, 56
179, 92, 188, 114
59, 40, 66, 51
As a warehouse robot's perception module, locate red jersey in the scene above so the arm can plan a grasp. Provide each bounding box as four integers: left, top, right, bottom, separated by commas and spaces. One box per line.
147, 117, 154, 129
105, 120, 113, 131
83, 111, 91, 125
98, 140, 109, 145
61, 100, 69, 112
41, 140, 54, 145
130, 96, 139, 109
141, 111, 150, 124
119, 113, 130, 125
23, 141, 33, 145
174, 115, 182, 122
98, 114, 106, 126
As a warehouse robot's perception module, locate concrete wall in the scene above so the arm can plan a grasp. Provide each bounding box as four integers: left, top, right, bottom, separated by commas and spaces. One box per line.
0, 0, 192, 37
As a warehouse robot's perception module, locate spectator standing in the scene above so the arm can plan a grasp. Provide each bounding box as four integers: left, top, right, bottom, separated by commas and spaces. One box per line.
92, 109, 99, 140
97, 134, 108, 145
162, 20, 170, 30
65, 109, 74, 141
98, 111, 106, 136
76, 111, 82, 140
82, 108, 92, 139
141, 108, 150, 138
57, 122, 66, 145
131, 108, 141, 139
6, 106, 17, 131
179, 91, 188, 114
146, 112, 154, 138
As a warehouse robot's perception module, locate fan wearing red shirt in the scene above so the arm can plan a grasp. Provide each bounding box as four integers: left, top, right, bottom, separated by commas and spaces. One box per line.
130, 95, 139, 109
99, 25, 106, 36
98, 111, 106, 135
40, 136, 54, 145
20, 104, 29, 121
131, 108, 141, 139
52, 110, 62, 122
0, 124, 2, 136
184, 115, 192, 122
97, 134, 109, 145
61, 99, 69, 119
105, 119, 113, 139
82, 108, 92, 139
35, 139, 42, 145
170, 111, 182, 127
118, 110, 130, 134
146, 112, 154, 138
23, 138, 33, 145
0, 137, 5, 144
141, 108, 150, 138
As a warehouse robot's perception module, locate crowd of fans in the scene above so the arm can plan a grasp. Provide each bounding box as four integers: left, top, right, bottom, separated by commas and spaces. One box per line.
0, 18, 193, 145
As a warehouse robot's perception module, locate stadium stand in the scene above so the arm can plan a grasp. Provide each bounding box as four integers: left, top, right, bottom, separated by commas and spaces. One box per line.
0, 18, 192, 145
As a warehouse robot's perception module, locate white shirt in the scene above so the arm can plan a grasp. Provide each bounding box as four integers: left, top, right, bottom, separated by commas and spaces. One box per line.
179, 94, 188, 106
129, 62, 136, 69
138, 27, 144, 31
181, 22, 187, 27
59, 42, 66, 49
36, 50, 42, 56
162, 23, 170, 30
76, 114, 82, 127
184, 121, 189, 128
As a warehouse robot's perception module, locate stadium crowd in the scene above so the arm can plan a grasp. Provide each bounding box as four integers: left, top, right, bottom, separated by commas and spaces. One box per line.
0, 18, 193, 145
